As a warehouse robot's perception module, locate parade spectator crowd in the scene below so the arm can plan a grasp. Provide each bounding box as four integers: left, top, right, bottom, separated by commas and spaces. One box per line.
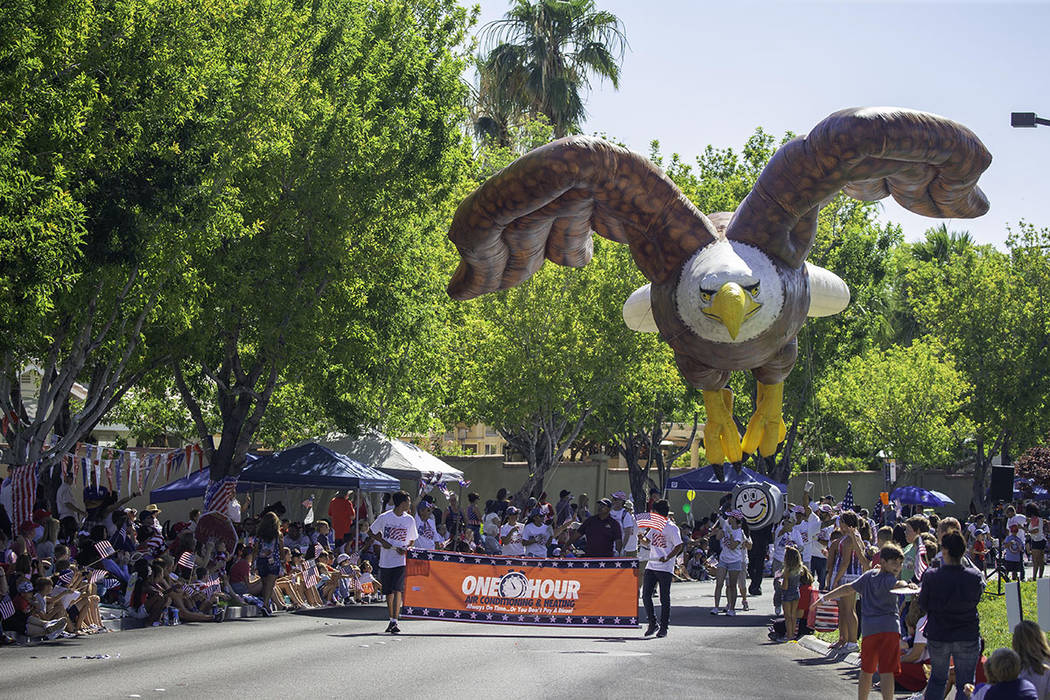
4, 468, 1050, 700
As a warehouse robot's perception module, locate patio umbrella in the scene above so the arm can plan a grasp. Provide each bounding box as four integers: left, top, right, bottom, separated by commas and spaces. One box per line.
890, 486, 955, 507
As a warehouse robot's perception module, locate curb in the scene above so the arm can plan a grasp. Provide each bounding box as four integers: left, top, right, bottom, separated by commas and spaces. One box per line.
796, 635, 860, 667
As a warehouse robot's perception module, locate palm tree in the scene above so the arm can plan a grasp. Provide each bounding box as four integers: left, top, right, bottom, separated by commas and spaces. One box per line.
911, 223, 975, 263
477, 0, 626, 139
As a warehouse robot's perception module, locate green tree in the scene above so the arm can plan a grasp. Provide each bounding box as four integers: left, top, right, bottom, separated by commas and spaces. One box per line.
478, 0, 626, 138
171, 0, 472, 479
906, 224, 1050, 508
0, 0, 236, 501
816, 339, 972, 483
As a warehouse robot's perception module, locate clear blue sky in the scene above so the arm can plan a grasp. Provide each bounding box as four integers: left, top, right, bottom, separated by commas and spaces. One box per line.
468, 0, 1050, 248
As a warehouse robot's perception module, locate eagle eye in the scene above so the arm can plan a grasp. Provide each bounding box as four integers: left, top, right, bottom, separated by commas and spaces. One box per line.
745, 283, 760, 298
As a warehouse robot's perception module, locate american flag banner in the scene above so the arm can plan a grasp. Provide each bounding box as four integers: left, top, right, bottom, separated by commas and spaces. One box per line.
204, 476, 238, 515
0, 594, 14, 620
95, 540, 116, 559
636, 512, 669, 531
873, 496, 883, 525
11, 462, 37, 531
102, 459, 114, 491
418, 473, 439, 497
178, 551, 195, 570
458, 479, 471, 488
842, 481, 855, 512
913, 538, 928, 582
303, 562, 319, 588
314, 542, 324, 557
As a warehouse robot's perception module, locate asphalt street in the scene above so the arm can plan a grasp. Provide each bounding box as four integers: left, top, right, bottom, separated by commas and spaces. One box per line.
1, 579, 867, 699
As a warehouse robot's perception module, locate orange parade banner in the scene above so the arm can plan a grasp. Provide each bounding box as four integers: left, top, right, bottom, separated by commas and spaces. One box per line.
402, 550, 639, 628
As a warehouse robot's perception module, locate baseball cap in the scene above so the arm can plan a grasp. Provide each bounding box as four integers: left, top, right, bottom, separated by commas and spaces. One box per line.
559, 489, 572, 499
611, 491, 627, 501
597, 498, 613, 508
818, 504, 833, 513
792, 505, 805, 514
335, 553, 351, 564
530, 508, 544, 519
32, 508, 51, 523
727, 509, 744, 520
17, 580, 33, 593
506, 506, 520, 515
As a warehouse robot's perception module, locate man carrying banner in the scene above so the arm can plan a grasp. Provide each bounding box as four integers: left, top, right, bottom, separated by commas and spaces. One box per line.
641, 500, 683, 638
369, 491, 417, 634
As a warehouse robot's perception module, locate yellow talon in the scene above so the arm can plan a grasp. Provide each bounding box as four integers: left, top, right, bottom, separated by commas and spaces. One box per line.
741, 381, 787, 457
702, 388, 742, 465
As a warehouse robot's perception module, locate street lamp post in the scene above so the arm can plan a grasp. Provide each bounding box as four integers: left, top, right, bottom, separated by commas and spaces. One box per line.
1012, 112, 1050, 128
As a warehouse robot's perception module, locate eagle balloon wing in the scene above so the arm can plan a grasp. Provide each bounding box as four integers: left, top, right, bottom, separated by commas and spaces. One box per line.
727, 107, 992, 268
447, 136, 718, 300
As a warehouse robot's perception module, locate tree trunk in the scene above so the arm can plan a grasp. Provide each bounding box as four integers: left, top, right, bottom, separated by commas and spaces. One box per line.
971, 437, 992, 513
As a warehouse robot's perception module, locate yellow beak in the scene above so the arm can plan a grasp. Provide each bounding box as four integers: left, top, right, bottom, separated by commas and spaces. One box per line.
703, 282, 760, 339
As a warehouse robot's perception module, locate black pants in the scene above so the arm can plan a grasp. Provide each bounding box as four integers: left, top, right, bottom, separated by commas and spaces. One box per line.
748, 526, 772, 592
642, 569, 672, 630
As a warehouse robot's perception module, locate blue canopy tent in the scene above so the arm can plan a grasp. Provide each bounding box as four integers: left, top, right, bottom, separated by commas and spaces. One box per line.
149, 454, 258, 504
666, 464, 786, 494
890, 486, 955, 507
237, 443, 399, 492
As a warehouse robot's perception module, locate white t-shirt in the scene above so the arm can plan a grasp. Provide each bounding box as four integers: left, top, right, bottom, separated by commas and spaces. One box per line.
611, 508, 636, 553
522, 522, 551, 557
912, 615, 930, 663
806, 513, 821, 559
719, 527, 745, 565
1009, 514, 1028, 532
414, 515, 438, 550
1031, 517, 1046, 543
57, 482, 79, 519
500, 523, 525, 556
790, 521, 810, 561
369, 510, 418, 569
646, 521, 684, 573
773, 526, 791, 561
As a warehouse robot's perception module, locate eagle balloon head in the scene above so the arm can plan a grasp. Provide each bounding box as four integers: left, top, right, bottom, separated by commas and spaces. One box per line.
676, 240, 785, 344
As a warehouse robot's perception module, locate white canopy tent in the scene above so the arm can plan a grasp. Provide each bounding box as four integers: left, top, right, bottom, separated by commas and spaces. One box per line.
303, 430, 464, 484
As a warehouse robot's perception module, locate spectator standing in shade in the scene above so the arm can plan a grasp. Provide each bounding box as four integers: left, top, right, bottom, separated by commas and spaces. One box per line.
919, 531, 983, 700
56, 471, 85, 523
327, 491, 355, 546
444, 492, 464, 540
555, 490, 574, 526
569, 498, 622, 557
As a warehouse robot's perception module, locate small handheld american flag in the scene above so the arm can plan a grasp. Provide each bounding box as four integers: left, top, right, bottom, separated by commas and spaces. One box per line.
0, 594, 15, 620
58, 570, 74, 586
636, 512, 668, 531
913, 538, 928, 582
842, 482, 855, 512
89, 568, 107, 584
178, 551, 195, 570
95, 540, 116, 559
303, 562, 319, 588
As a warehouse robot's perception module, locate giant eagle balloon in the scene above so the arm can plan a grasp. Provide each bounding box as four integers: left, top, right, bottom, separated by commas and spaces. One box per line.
447, 107, 991, 465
